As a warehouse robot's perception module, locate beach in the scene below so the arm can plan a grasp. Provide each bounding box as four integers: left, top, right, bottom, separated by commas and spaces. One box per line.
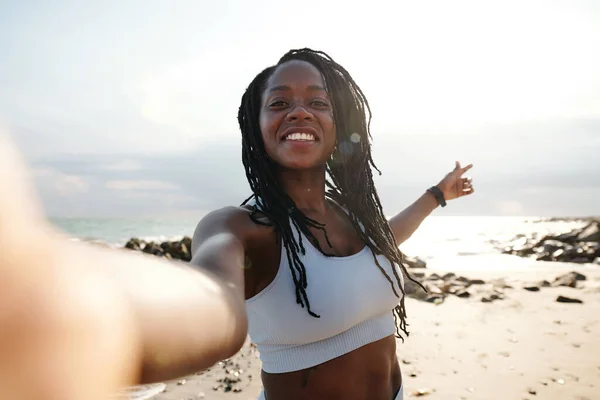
59, 217, 599, 400
138, 259, 599, 400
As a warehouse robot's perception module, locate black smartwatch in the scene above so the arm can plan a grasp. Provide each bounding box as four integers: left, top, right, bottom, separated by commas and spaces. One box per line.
427, 186, 446, 207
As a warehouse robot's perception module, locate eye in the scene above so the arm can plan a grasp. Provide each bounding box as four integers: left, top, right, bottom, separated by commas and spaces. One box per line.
269, 100, 288, 108
311, 99, 330, 108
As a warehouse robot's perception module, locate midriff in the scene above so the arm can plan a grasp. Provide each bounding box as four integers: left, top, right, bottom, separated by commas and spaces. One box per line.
261, 335, 401, 400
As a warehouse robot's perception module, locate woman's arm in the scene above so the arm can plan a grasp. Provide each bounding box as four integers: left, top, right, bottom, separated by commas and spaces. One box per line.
388, 191, 439, 245
388, 161, 474, 245
0, 130, 248, 399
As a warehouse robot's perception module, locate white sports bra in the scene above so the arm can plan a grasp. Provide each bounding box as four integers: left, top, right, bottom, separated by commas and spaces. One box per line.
245, 201, 404, 373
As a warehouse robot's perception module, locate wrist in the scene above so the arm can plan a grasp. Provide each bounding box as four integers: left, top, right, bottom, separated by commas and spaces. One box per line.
422, 190, 439, 211
426, 186, 447, 208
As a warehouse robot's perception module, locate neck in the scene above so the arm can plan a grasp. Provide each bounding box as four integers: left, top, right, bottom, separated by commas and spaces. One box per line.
277, 166, 329, 217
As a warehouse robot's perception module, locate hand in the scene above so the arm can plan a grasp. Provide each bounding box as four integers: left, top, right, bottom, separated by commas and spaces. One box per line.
436, 161, 474, 201
0, 131, 140, 400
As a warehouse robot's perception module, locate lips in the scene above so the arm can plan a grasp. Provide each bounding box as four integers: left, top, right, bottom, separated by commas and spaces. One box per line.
279, 126, 320, 142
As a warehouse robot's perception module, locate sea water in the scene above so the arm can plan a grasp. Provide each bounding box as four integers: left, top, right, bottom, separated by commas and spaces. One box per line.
50, 215, 589, 268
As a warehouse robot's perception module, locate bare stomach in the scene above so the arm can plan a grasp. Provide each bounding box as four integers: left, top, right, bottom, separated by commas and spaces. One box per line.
260, 336, 402, 400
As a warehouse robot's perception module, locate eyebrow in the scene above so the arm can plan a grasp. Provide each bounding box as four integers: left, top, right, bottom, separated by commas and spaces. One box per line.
267, 84, 327, 93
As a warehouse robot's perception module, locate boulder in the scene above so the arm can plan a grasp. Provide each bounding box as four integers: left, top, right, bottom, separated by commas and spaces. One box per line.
142, 242, 163, 256
556, 295, 583, 304
524, 285, 541, 292
552, 271, 586, 288
501, 219, 599, 264
124, 237, 144, 251
405, 256, 427, 269
577, 221, 600, 242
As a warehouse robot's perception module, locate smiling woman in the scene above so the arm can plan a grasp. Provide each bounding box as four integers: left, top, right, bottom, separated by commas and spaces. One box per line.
0, 48, 473, 400
190, 48, 475, 400
259, 61, 336, 170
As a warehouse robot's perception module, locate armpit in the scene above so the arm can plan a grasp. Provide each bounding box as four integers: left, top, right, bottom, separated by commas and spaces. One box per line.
247, 205, 273, 227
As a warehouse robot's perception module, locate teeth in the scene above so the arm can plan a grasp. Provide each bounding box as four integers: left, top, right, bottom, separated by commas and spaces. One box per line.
286, 132, 315, 141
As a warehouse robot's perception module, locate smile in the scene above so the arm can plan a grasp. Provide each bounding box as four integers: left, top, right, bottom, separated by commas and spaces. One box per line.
285, 132, 316, 141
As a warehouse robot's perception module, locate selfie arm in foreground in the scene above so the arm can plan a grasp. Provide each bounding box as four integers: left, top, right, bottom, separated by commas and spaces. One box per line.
0, 131, 247, 400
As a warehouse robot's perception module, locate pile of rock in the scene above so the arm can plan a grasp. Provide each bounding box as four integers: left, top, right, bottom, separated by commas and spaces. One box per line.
502, 220, 600, 264
522, 271, 587, 304
404, 270, 507, 304
124, 237, 192, 262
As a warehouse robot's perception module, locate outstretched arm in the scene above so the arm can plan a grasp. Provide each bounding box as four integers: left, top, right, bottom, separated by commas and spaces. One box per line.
388, 161, 474, 245
0, 130, 247, 400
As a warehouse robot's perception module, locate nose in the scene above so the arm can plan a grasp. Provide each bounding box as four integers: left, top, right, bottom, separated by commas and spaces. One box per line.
285, 104, 314, 122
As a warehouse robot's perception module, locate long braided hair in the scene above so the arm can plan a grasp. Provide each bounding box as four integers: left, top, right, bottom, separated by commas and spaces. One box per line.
238, 48, 423, 339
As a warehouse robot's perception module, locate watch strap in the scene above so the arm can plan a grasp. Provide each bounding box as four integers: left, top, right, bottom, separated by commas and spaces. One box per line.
427, 186, 447, 207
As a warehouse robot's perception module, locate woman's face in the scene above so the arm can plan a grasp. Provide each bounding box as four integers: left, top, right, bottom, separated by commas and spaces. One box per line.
259, 60, 336, 171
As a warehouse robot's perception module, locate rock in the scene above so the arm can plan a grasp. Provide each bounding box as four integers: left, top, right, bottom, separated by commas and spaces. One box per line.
424, 282, 443, 294
455, 289, 471, 298
524, 285, 540, 292
410, 271, 426, 279
536, 253, 553, 261
577, 221, 600, 242
571, 257, 591, 264
491, 278, 513, 289
442, 272, 456, 281
501, 220, 600, 263
142, 241, 163, 256
556, 295, 583, 304
425, 294, 445, 304
428, 273, 442, 281
481, 296, 492, 303
439, 281, 464, 294
538, 280, 551, 287
552, 271, 586, 288
552, 248, 565, 258
469, 278, 485, 285
405, 256, 427, 269
122, 236, 194, 262
124, 237, 144, 251
542, 240, 567, 254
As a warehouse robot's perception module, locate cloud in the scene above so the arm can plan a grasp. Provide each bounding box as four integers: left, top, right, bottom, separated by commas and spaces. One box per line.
33, 167, 89, 197
105, 180, 180, 191
101, 160, 142, 171
24, 117, 600, 218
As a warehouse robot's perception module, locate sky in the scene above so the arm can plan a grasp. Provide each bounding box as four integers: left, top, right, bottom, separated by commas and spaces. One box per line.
1, 0, 599, 218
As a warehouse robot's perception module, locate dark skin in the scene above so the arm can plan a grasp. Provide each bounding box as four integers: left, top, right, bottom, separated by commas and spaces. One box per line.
191, 60, 475, 399
0, 57, 473, 399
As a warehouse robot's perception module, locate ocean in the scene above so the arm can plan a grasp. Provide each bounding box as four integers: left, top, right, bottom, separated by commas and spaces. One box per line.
49, 216, 591, 272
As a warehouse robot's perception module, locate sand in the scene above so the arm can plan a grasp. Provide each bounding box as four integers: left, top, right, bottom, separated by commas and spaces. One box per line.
140, 258, 600, 400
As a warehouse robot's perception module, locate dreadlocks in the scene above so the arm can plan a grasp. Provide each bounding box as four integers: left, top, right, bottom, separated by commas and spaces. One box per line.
238, 48, 424, 340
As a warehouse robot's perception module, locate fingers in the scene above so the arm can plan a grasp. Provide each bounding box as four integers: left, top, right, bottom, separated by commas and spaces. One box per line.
461, 177, 474, 196
460, 163, 473, 174
453, 161, 473, 176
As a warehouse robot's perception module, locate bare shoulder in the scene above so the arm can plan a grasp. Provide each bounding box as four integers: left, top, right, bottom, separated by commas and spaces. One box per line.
191, 205, 273, 254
